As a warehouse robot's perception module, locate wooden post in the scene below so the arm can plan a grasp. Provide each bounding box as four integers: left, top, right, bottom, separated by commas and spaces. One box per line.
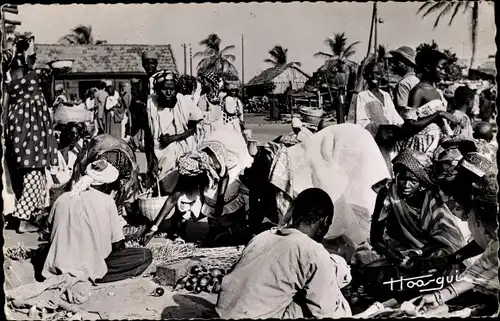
189, 44, 193, 76
183, 44, 187, 74
366, 2, 376, 58
374, 3, 378, 62
241, 34, 245, 101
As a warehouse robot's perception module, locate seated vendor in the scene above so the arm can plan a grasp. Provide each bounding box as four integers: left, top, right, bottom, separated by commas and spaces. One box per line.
215, 188, 352, 319
42, 157, 152, 284
352, 148, 469, 271
141, 138, 251, 246
410, 166, 498, 315
144, 70, 204, 192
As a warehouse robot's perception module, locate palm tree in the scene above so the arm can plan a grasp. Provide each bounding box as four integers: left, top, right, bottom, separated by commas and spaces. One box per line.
58, 25, 107, 45
417, 0, 489, 69
264, 45, 301, 67
315, 33, 360, 62
194, 33, 238, 78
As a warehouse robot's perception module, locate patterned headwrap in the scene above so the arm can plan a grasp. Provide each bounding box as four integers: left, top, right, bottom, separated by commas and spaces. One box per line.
177, 140, 228, 189
98, 150, 132, 179
433, 145, 464, 183
152, 70, 178, 92
203, 72, 222, 105
393, 148, 435, 187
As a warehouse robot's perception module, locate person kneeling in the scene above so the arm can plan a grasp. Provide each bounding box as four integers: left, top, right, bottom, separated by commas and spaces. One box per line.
215, 188, 352, 319
42, 159, 152, 284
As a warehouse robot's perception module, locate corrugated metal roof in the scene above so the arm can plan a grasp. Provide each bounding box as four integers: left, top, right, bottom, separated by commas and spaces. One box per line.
34, 44, 177, 74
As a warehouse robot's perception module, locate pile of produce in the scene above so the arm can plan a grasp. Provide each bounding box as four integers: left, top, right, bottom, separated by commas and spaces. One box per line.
174, 265, 226, 294
4, 244, 36, 261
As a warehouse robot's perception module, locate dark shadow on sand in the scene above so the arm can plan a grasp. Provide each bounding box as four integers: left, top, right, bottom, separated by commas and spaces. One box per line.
161, 294, 218, 319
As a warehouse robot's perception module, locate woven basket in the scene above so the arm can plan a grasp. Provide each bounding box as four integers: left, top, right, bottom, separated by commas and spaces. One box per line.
138, 178, 168, 222
53, 106, 92, 125
299, 106, 324, 126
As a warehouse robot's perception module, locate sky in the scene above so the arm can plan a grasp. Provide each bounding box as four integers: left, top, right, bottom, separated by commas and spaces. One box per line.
15, 2, 496, 82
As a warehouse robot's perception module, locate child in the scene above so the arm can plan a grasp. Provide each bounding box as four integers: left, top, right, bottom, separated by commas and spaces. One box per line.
451, 86, 475, 139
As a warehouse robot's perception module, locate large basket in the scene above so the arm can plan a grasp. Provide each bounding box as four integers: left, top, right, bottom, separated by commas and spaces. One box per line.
137, 178, 168, 222
299, 106, 324, 126
53, 106, 92, 124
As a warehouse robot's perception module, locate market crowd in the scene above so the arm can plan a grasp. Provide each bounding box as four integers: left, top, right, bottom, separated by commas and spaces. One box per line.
2, 33, 498, 318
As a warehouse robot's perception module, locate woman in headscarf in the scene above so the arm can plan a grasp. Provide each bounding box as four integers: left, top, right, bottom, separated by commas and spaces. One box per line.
68, 134, 139, 216
144, 70, 204, 193
397, 49, 459, 157
410, 150, 498, 316
2, 33, 61, 233
197, 72, 225, 125
141, 139, 251, 246
352, 148, 469, 271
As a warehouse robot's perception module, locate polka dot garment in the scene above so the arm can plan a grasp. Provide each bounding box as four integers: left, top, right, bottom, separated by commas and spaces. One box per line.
12, 170, 47, 220
6, 69, 58, 169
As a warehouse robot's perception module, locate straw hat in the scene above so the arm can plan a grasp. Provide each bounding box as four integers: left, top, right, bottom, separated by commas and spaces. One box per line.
389, 46, 417, 67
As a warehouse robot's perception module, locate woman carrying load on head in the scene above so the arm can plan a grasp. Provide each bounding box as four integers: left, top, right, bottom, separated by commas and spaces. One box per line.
351, 148, 469, 272
144, 70, 204, 193
141, 137, 252, 246
2, 33, 62, 233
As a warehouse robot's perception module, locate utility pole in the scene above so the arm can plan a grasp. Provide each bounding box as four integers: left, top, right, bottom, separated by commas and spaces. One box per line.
183, 44, 187, 74
241, 34, 245, 100
366, 2, 376, 58
189, 44, 193, 76
1, 4, 21, 48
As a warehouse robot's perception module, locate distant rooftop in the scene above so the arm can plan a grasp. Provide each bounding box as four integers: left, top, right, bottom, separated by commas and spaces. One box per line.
35, 43, 177, 74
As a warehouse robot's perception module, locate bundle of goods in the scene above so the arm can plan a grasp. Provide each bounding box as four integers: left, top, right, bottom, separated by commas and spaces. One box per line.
53, 105, 92, 125
174, 265, 226, 294
149, 240, 243, 271
299, 106, 324, 126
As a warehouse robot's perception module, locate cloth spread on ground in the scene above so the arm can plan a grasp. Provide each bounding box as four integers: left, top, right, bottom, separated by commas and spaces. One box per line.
42, 188, 125, 281
269, 123, 390, 247
148, 92, 203, 186
459, 239, 499, 295
215, 228, 352, 319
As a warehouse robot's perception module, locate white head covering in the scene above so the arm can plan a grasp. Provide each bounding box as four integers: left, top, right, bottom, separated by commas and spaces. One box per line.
291, 117, 303, 128
69, 160, 119, 198
104, 80, 113, 87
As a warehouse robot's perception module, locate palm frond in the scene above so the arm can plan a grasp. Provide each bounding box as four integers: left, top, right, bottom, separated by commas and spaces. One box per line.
193, 49, 216, 59
416, 1, 437, 15
433, 2, 455, 28
314, 51, 334, 59
220, 45, 236, 54
448, 2, 465, 25
223, 54, 237, 62
421, 1, 450, 18
264, 58, 278, 66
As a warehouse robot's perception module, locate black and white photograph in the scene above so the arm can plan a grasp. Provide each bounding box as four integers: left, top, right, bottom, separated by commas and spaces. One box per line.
1, 1, 498, 319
